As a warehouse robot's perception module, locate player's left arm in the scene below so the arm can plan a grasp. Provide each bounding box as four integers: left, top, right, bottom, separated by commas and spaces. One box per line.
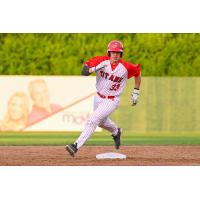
132, 72, 141, 106
126, 62, 141, 106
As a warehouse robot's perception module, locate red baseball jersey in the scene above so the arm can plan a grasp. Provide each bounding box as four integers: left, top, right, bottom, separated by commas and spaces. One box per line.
84, 55, 140, 96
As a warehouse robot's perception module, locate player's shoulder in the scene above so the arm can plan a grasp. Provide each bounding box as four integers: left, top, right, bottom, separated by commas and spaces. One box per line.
91, 55, 109, 62
120, 59, 139, 69
85, 55, 109, 67
120, 59, 140, 78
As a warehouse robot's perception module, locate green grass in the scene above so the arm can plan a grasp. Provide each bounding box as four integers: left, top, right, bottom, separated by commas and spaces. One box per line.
1, 131, 200, 146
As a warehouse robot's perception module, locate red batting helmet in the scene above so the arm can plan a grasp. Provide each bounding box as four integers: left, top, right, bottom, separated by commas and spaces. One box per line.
107, 40, 123, 53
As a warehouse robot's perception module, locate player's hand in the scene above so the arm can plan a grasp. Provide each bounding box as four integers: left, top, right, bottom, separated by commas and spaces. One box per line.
131, 88, 140, 106
90, 64, 106, 73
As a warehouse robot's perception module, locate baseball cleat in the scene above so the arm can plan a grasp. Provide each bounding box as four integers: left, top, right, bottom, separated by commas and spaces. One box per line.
112, 128, 122, 149
65, 143, 78, 157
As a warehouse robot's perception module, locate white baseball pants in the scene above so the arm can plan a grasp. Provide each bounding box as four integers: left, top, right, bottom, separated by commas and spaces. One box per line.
75, 94, 120, 149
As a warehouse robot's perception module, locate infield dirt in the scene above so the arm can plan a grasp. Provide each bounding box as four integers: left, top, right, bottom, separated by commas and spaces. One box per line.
1, 146, 200, 166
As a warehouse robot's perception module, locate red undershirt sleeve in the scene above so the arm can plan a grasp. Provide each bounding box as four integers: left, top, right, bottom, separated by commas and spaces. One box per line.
84, 56, 108, 68
127, 63, 141, 79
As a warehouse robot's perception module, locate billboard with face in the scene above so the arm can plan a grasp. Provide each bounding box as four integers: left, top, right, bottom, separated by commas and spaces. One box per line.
0, 76, 101, 132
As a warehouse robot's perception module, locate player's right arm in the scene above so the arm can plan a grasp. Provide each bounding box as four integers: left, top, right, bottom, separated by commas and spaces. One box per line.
82, 65, 91, 76
81, 56, 108, 76
81, 65, 105, 76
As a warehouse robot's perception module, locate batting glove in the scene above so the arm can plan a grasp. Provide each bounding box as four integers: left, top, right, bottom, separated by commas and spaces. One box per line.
90, 64, 106, 73
131, 88, 140, 106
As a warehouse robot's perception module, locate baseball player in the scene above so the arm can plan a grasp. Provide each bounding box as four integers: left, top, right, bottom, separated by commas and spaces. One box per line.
66, 40, 141, 157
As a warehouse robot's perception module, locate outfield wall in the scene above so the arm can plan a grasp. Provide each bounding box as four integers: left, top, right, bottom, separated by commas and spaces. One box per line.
0, 76, 101, 132
112, 77, 200, 134
0, 76, 200, 134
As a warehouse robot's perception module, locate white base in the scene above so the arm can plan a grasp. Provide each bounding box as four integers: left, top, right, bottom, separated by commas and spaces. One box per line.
96, 152, 126, 160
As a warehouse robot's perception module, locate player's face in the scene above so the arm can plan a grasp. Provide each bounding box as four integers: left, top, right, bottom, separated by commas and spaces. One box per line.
109, 51, 121, 63
30, 83, 50, 109
8, 96, 24, 120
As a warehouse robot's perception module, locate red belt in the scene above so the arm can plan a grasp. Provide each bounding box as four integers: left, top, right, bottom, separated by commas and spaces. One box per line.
97, 92, 115, 100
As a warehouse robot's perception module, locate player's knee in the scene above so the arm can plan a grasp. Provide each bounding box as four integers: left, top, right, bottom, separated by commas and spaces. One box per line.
98, 124, 103, 128
98, 120, 105, 128
86, 118, 101, 126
